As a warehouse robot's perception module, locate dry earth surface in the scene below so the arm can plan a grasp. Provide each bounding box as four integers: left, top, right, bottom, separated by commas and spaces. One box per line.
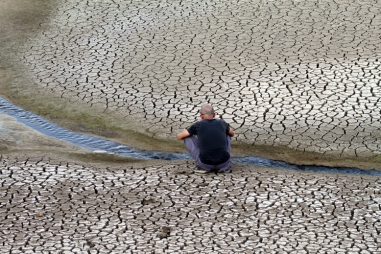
0, 0, 381, 253
1, 0, 381, 169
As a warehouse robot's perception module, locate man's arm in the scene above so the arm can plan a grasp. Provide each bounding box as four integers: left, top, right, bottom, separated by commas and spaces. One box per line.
228, 128, 234, 137
177, 129, 191, 140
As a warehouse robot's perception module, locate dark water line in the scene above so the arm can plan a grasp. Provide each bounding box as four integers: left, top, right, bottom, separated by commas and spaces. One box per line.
0, 97, 380, 176
0, 97, 189, 160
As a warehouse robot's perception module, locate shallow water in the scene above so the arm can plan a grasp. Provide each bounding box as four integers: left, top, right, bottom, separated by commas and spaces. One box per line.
0, 97, 380, 176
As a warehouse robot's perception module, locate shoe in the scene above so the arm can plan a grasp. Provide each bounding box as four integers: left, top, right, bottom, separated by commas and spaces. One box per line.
193, 168, 208, 174
218, 169, 232, 173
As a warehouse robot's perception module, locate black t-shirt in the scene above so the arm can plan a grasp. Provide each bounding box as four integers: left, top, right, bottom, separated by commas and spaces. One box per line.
187, 119, 230, 165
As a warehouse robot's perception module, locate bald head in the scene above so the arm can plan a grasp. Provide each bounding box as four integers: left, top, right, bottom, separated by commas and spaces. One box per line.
200, 104, 215, 119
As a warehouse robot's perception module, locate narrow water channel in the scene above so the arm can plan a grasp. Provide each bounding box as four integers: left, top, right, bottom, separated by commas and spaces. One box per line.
0, 97, 379, 176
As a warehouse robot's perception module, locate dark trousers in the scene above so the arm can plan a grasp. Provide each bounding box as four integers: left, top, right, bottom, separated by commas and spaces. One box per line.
184, 135, 232, 172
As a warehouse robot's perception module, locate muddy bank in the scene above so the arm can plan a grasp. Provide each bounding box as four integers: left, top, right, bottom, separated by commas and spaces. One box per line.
0, 113, 85, 154
1, 110, 380, 172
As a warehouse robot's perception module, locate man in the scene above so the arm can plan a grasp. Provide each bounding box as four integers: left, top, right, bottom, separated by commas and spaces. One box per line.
177, 104, 234, 173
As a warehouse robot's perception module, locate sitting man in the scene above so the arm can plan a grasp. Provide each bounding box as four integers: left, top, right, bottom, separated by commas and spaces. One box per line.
177, 104, 235, 173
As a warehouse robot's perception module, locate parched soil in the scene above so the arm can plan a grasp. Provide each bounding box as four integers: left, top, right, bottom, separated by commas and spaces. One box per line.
0, 0, 380, 170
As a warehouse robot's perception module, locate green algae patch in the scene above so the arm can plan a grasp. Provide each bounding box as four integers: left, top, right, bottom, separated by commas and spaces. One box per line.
0, 0, 59, 44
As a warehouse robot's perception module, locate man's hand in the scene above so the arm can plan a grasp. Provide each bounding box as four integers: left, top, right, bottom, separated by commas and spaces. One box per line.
177, 130, 191, 140
228, 128, 234, 137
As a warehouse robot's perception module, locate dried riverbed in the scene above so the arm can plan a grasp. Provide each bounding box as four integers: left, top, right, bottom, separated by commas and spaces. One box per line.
1, 0, 381, 252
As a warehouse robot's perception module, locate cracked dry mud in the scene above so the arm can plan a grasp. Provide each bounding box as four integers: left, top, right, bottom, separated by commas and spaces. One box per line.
1, 0, 381, 253
16, 0, 381, 158
1, 155, 380, 253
